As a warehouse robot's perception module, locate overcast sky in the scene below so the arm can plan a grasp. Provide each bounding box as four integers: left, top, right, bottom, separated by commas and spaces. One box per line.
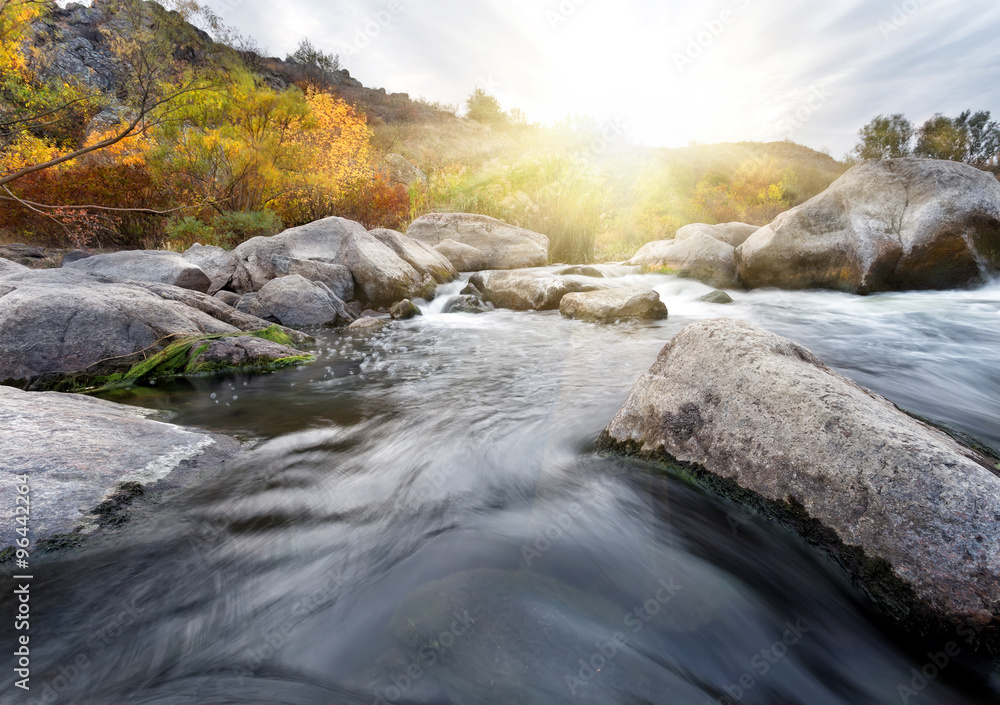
200, 0, 1000, 156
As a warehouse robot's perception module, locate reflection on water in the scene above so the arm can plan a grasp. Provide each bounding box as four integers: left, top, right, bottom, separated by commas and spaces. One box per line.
1, 270, 998, 704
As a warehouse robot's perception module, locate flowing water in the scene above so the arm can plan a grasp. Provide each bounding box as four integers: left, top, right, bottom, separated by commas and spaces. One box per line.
3, 268, 1000, 705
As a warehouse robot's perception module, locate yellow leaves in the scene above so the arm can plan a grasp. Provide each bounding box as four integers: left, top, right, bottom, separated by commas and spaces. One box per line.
0, 134, 61, 177
0, 0, 43, 76
296, 89, 373, 190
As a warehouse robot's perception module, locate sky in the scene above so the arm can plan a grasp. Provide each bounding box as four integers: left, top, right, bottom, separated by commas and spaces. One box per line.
197, 0, 1000, 156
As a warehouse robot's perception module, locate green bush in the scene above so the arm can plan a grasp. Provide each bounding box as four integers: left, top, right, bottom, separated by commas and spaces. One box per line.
211, 210, 283, 248
165, 216, 215, 249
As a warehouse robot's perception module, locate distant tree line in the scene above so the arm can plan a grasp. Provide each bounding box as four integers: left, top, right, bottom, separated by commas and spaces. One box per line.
852, 111, 1000, 172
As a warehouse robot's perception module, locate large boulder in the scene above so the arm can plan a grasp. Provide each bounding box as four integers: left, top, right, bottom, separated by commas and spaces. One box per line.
253, 275, 354, 327
467, 271, 600, 311
433, 238, 489, 272
0, 387, 239, 548
271, 256, 354, 302
231, 217, 431, 306
675, 222, 760, 248
598, 318, 1000, 639
407, 213, 549, 269
370, 228, 458, 283
627, 233, 738, 288
560, 287, 668, 323
736, 159, 1000, 293
181, 244, 236, 295
0, 268, 307, 390
64, 250, 212, 293
0, 258, 29, 277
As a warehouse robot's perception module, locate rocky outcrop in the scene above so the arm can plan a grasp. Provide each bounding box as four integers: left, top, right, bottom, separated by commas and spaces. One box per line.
675, 222, 760, 248
64, 250, 212, 293
383, 153, 426, 185
598, 318, 1000, 638
466, 271, 600, 311
231, 217, 432, 306
433, 239, 489, 272
252, 275, 354, 327
0, 387, 240, 548
737, 159, 1000, 293
370, 228, 458, 284
560, 287, 668, 323
0, 268, 308, 390
407, 213, 549, 269
181, 244, 236, 295
627, 233, 738, 289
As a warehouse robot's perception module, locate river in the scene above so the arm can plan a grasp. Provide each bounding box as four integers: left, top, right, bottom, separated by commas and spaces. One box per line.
3, 268, 999, 704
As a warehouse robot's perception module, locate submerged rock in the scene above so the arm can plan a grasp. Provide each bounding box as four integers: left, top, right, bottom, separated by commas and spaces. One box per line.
408, 213, 549, 270
598, 318, 1000, 640
0, 387, 240, 548
560, 288, 668, 323
443, 294, 493, 314
64, 250, 212, 293
737, 159, 1000, 292
468, 270, 600, 311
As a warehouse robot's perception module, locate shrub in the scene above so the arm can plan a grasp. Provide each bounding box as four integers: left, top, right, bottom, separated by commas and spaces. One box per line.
211, 210, 283, 248
165, 216, 216, 249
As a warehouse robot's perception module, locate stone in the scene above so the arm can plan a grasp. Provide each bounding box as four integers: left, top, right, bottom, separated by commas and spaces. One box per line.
383, 153, 426, 185
628, 233, 739, 288
598, 318, 1000, 638
698, 290, 734, 304
61, 250, 93, 266
407, 213, 549, 269
433, 238, 489, 272
556, 265, 606, 278
270, 256, 355, 302
442, 295, 493, 314
370, 228, 458, 284
468, 270, 600, 311
182, 244, 236, 295
675, 222, 760, 248
346, 317, 387, 332
64, 250, 213, 293
736, 159, 1000, 293
0, 387, 239, 547
560, 287, 668, 323
254, 275, 354, 327
0, 258, 29, 277
389, 299, 421, 320
231, 217, 428, 306
214, 290, 242, 307
185, 336, 310, 373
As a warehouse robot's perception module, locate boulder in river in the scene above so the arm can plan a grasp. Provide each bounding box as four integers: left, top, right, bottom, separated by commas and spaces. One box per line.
598, 318, 1000, 640
675, 222, 760, 248
468, 270, 600, 311
253, 275, 354, 328
64, 250, 213, 293
271, 256, 355, 302
181, 244, 236, 295
698, 290, 734, 304
556, 265, 606, 278
627, 233, 739, 289
443, 294, 493, 314
0, 386, 240, 548
433, 238, 489, 272
370, 228, 458, 284
231, 216, 432, 306
0, 268, 310, 391
736, 159, 1000, 292
560, 287, 668, 323
407, 213, 549, 269
389, 298, 421, 320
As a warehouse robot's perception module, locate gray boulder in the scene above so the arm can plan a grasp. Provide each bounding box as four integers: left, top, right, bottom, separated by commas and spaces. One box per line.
698, 290, 734, 304
346, 317, 387, 332
0, 268, 304, 390
389, 299, 421, 320
0, 258, 29, 277
0, 387, 239, 547
370, 228, 458, 283
443, 294, 493, 314
598, 318, 1000, 638
736, 159, 1000, 293
231, 217, 429, 306
433, 238, 489, 272
253, 275, 354, 328
64, 250, 212, 293
628, 233, 739, 288
181, 244, 236, 295
675, 222, 760, 248
272, 256, 354, 302
560, 287, 668, 323
214, 290, 242, 307
468, 270, 600, 311
407, 213, 549, 269
383, 153, 426, 185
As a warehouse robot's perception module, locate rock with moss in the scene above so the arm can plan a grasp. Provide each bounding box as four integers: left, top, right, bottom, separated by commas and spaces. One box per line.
468, 270, 600, 311
0, 386, 240, 548
598, 318, 1000, 642
408, 213, 549, 270
560, 288, 667, 323
370, 228, 458, 284
389, 298, 421, 320
63, 250, 213, 293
